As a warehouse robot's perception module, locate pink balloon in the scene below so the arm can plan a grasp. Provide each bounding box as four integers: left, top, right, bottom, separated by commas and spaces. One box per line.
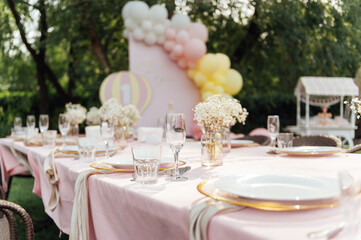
188, 61, 198, 69
177, 58, 188, 69
172, 44, 184, 57
163, 40, 175, 52
165, 28, 176, 40
170, 51, 181, 61
176, 30, 189, 44
184, 38, 206, 61
187, 23, 208, 42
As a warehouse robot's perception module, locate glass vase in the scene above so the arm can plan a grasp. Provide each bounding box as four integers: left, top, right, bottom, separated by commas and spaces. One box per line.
69, 123, 79, 136
201, 129, 223, 166
114, 125, 127, 148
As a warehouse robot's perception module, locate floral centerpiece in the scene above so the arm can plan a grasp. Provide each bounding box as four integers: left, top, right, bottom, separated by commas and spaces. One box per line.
99, 98, 140, 143
86, 107, 101, 125
64, 103, 87, 136
193, 95, 248, 166
344, 98, 361, 119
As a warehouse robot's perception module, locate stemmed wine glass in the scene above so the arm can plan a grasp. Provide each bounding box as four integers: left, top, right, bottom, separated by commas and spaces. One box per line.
100, 116, 114, 159
27, 115, 35, 130
39, 114, 49, 133
267, 115, 280, 148
166, 113, 187, 181
58, 114, 70, 149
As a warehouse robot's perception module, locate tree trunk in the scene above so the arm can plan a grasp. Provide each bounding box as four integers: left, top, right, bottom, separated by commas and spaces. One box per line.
36, 63, 49, 113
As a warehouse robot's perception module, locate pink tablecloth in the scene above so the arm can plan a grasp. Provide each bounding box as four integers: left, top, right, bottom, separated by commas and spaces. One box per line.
1, 139, 359, 239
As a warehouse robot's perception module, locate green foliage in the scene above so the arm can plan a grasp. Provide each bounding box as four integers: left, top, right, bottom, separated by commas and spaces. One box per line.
0, 0, 361, 136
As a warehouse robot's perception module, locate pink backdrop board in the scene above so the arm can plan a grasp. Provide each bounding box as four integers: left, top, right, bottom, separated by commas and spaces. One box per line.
129, 36, 201, 135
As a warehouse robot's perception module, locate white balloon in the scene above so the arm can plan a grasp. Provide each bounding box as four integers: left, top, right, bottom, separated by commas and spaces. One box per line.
149, 4, 168, 22
125, 18, 137, 31
156, 36, 165, 45
171, 14, 191, 31
142, 20, 153, 32
145, 32, 157, 45
121, 1, 134, 20
131, 2, 149, 23
153, 24, 165, 35
133, 28, 145, 41
123, 29, 129, 38
164, 19, 171, 28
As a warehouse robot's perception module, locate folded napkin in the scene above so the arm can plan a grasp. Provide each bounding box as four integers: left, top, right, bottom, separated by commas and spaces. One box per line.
10, 141, 34, 176
44, 151, 59, 211
69, 163, 112, 240
189, 200, 244, 240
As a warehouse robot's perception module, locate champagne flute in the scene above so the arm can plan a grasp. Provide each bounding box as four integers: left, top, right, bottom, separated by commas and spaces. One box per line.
39, 114, 49, 133
27, 115, 35, 130
58, 114, 70, 149
166, 113, 187, 181
267, 115, 280, 148
100, 116, 114, 159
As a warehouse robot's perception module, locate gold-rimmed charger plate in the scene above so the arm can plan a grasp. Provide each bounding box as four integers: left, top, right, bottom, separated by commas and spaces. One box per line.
197, 178, 339, 211
90, 160, 186, 173
277, 146, 345, 157
57, 145, 122, 155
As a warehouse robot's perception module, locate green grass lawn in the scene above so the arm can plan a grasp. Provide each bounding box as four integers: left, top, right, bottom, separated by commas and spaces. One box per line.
7, 177, 68, 239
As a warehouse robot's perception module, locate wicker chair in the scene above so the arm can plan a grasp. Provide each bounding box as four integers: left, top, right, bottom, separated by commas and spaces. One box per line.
238, 135, 271, 146
292, 135, 342, 148
0, 185, 34, 240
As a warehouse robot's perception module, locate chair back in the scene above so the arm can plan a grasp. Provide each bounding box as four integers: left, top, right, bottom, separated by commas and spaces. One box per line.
0, 185, 34, 240
293, 135, 341, 148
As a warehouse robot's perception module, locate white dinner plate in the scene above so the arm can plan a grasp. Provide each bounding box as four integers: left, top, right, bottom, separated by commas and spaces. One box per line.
231, 140, 255, 147
103, 156, 175, 169
213, 174, 340, 201
58, 145, 119, 154
277, 146, 344, 156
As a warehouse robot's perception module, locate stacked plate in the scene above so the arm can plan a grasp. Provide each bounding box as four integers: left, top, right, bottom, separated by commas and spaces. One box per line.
198, 174, 340, 211
277, 146, 344, 157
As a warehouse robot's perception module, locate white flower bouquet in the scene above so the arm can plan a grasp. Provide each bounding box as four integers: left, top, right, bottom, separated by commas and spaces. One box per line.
99, 98, 140, 126
345, 98, 361, 119
86, 107, 101, 125
193, 94, 248, 131
65, 103, 87, 125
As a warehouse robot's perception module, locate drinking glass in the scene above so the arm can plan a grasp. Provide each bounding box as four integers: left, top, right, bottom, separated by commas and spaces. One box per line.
277, 133, 293, 148
166, 113, 187, 181
27, 115, 36, 130
14, 117, 22, 131
58, 114, 70, 149
100, 116, 114, 159
78, 137, 98, 163
131, 145, 162, 184
39, 114, 49, 133
267, 115, 280, 148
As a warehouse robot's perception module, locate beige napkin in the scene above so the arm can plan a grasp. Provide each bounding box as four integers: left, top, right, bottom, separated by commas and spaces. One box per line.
69, 164, 112, 240
44, 151, 59, 211
189, 200, 244, 240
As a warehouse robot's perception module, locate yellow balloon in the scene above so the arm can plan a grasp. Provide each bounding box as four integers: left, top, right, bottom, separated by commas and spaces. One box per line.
213, 85, 224, 94
216, 53, 231, 73
202, 81, 215, 91
199, 54, 219, 75
223, 69, 243, 95
212, 72, 226, 85
194, 72, 207, 87
221, 93, 233, 99
201, 91, 213, 100
187, 69, 197, 79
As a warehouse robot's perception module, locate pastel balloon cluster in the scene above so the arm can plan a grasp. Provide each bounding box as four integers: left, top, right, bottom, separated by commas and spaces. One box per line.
187, 53, 243, 100
163, 17, 208, 69
122, 1, 169, 45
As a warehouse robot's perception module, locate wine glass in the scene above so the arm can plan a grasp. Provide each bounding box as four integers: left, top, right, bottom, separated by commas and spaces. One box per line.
166, 113, 187, 181
58, 114, 70, 149
100, 116, 114, 159
14, 117, 22, 131
27, 115, 36, 130
39, 114, 49, 133
267, 115, 280, 148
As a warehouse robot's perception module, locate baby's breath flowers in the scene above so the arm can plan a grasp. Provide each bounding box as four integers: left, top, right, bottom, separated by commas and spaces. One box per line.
99, 98, 140, 126
193, 94, 248, 131
344, 98, 361, 119
86, 107, 101, 125
65, 103, 87, 125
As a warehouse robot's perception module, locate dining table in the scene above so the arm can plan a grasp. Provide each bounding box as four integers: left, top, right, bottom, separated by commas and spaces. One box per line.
0, 137, 359, 240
